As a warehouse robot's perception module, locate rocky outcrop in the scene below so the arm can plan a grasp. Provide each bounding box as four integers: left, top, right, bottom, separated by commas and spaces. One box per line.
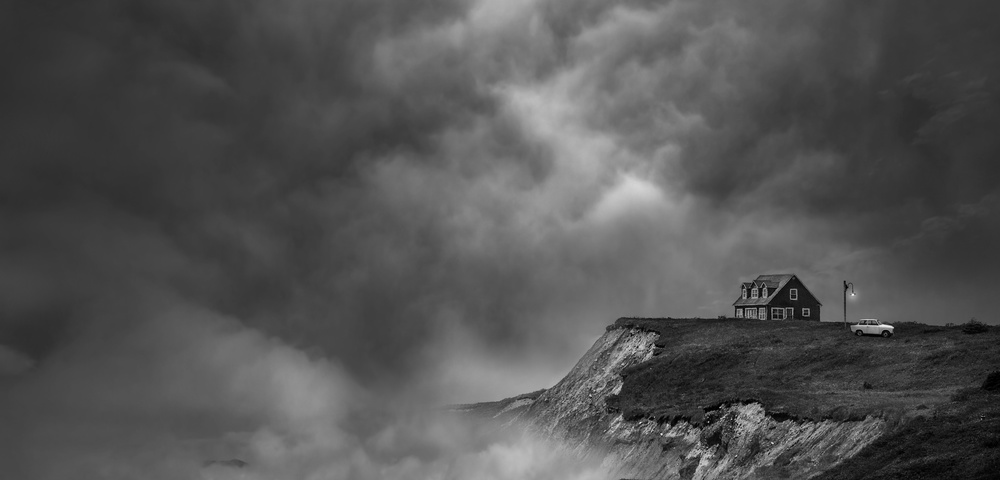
494, 327, 888, 479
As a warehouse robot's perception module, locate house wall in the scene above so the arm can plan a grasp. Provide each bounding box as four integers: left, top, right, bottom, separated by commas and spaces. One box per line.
767, 277, 822, 321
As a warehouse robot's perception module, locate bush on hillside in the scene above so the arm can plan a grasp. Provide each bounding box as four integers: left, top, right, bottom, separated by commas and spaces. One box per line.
982, 371, 1000, 392
963, 318, 988, 334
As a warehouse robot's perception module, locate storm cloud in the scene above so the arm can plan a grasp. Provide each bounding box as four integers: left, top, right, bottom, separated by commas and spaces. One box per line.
1, 0, 999, 477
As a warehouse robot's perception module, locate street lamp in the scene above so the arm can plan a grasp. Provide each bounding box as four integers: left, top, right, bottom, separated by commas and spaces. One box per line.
843, 281, 855, 330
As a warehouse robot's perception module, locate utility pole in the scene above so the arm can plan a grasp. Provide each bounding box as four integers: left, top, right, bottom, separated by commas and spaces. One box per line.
843, 281, 855, 330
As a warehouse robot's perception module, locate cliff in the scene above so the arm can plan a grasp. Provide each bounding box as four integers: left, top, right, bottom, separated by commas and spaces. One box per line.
469, 318, 1000, 479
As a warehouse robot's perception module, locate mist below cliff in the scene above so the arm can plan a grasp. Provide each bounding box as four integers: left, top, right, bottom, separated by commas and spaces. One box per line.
0, 306, 605, 480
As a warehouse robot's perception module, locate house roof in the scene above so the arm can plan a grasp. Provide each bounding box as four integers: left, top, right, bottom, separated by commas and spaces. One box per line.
732, 274, 796, 306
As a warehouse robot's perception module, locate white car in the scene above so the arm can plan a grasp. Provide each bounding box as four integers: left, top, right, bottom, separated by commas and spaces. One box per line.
852, 319, 894, 337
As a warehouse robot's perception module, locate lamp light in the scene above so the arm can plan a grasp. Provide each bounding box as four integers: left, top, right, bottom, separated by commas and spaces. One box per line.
843, 281, 855, 330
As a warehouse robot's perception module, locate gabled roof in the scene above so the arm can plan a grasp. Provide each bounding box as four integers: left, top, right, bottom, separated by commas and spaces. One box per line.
732, 273, 797, 306
755, 274, 794, 288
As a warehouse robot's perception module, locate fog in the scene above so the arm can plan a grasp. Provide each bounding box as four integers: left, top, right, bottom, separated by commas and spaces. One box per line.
2, 0, 999, 477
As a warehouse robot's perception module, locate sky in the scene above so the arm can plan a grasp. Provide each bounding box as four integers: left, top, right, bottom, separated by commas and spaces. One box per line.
1, 0, 999, 478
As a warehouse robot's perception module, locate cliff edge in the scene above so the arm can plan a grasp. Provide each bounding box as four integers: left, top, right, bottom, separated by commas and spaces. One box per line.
467, 318, 1000, 479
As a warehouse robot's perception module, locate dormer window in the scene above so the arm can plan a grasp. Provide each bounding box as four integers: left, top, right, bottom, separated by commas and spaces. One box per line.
742, 287, 747, 299
789, 288, 798, 300
762, 286, 768, 297
751, 287, 759, 299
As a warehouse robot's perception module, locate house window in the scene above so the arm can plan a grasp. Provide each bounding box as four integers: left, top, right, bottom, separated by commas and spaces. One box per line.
751, 288, 759, 299
758, 307, 766, 319
771, 307, 785, 320
789, 288, 798, 300
746, 308, 756, 319
763, 287, 768, 297
742, 288, 747, 299
802, 308, 810, 317
736, 308, 743, 318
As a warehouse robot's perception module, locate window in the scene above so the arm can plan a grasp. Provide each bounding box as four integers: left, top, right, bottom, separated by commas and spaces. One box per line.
789, 288, 798, 300
751, 288, 759, 299
762, 286, 768, 297
742, 288, 747, 299
736, 308, 743, 318
746, 308, 757, 319
771, 307, 785, 320
785, 307, 793, 319
802, 308, 811, 317
759, 307, 766, 319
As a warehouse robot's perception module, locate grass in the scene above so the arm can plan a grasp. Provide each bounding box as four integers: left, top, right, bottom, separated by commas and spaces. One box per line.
813, 388, 1000, 480
606, 317, 1000, 425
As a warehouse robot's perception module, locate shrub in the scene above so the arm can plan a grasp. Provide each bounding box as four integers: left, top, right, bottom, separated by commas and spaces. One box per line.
963, 318, 989, 334
982, 371, 1000, 392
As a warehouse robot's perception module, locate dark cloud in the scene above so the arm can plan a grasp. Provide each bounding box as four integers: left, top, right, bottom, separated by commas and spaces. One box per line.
548, 1, 1000, 214
0, 0, 490, 375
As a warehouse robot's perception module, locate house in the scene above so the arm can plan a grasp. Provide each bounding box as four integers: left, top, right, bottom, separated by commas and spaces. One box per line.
733, 274, 822, 320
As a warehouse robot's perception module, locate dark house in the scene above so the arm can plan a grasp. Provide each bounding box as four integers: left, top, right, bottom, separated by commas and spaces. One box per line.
733, 274, 822, 320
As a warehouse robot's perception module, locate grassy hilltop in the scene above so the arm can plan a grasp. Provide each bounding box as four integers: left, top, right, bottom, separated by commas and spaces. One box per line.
607, 317, 1000, 479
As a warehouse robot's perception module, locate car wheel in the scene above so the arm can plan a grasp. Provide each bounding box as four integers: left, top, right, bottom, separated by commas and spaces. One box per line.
881, 330, 891, 338
855, 330, 864, 336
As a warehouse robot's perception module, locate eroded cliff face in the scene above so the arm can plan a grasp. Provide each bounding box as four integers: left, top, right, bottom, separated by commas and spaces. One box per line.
496, 328, 888, 479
